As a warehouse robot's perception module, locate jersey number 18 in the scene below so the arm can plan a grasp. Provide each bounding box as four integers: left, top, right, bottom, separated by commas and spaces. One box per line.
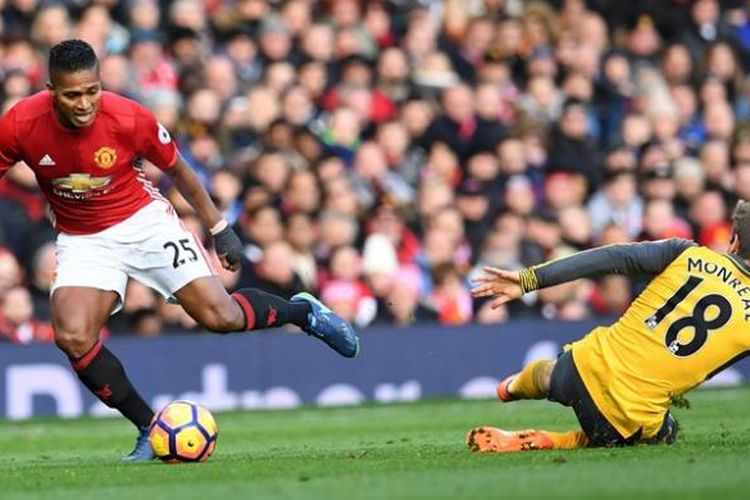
645, 276, 732, 357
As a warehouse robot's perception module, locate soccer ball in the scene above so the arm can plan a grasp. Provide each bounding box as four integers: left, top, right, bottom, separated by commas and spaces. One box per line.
149, 400, 218, 463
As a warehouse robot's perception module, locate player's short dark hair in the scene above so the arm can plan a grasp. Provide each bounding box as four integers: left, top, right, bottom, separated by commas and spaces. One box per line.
731, 200, 750, 258
48, 39, 98, 80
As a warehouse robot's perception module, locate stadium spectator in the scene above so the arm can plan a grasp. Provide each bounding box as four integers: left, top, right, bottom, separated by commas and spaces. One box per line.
243, 240, 306, 298
587, 170, 644, 240
0, 285, 53, 344
320, 245, 375, 327
429, 262, 473, 325
0, 248, 23, 304
372, 259, 435, 327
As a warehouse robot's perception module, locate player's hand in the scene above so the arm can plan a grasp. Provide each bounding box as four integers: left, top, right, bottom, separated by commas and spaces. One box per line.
471, 267, 523, 309
213, 225, 243, 272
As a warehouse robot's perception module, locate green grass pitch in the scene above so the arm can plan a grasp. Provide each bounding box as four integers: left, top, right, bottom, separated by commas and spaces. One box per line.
2, 387, 750, 500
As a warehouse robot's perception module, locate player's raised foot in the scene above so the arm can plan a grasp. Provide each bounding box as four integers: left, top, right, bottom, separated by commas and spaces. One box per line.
291, 292, 360, 358
496, 374, 519, 402
465, 426, 554, 453
120, 425, 156, 463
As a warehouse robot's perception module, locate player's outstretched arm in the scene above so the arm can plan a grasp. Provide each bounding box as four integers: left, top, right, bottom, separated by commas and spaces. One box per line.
472, 238, 695, 307
165, 156, 243, 271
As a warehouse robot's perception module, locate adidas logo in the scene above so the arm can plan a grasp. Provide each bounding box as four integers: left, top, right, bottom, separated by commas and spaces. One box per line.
39, 154, 56, 166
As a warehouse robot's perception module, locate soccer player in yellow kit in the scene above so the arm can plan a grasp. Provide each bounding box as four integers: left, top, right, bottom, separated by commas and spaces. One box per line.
466, 201, 750, 453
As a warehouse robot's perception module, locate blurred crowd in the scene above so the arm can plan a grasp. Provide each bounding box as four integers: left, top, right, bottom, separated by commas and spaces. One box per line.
1, 0, 750, 342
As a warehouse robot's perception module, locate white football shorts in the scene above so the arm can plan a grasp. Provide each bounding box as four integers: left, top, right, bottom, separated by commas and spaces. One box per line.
52, 200, 215, 314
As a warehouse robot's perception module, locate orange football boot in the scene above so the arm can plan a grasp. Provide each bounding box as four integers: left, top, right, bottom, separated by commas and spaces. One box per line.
466, 426, 554, 453
496, 374, 518, 402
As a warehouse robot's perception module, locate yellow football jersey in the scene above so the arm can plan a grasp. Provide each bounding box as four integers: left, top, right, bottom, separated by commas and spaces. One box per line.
570, 245, 750, 439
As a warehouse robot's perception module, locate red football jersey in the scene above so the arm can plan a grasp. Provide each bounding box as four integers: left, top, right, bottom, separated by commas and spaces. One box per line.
0, 90, 178, 234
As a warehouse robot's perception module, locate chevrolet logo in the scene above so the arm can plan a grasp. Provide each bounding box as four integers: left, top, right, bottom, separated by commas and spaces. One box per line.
52, 173, 112, 193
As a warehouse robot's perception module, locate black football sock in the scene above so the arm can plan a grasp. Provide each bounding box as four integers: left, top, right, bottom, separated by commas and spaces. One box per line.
71, 340, 154, 429
231, 288, 311, 330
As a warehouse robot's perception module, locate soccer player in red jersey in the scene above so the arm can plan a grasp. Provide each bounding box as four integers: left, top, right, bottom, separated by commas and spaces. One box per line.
0, 40, 360, 461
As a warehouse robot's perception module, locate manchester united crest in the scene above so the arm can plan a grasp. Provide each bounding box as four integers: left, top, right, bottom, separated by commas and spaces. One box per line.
94, 147, 117, 169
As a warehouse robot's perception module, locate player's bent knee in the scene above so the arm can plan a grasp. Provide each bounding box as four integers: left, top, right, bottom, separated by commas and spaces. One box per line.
53, 327, 97, 357
52, 315, 98, 357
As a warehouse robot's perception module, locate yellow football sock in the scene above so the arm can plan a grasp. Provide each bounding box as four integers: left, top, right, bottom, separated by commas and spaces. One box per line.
507, 360, 552, 400
545, 430, 589, 450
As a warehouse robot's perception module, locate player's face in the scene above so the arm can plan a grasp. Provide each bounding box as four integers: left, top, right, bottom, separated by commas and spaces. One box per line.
48, 68, 102, 129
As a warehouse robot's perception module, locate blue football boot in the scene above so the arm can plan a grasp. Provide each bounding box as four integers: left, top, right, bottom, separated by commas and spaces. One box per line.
291, 292, 361, 358
121, 425, 156, 463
